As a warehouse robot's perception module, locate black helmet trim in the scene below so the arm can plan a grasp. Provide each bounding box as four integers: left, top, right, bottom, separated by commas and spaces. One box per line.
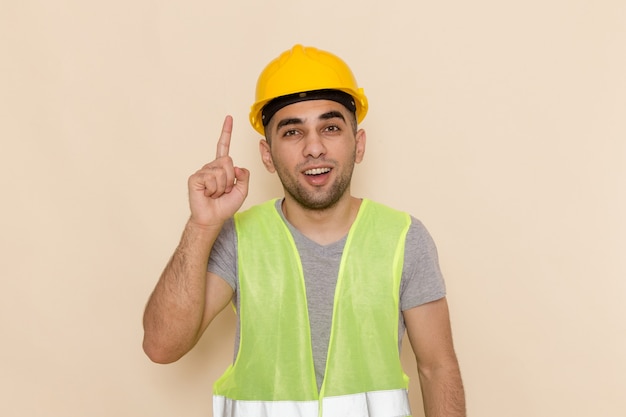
261, 89, 357, 128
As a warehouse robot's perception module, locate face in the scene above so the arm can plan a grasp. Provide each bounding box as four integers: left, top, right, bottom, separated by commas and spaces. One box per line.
259, 100, 366, 211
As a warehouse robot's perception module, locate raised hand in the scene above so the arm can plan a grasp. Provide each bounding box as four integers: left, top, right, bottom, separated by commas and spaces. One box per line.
187, 116, 250, 227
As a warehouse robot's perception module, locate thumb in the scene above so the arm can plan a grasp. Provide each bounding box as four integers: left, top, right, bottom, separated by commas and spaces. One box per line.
233, 167, 250, 194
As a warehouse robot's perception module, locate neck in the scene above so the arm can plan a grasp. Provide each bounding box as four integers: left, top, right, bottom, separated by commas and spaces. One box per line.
281, 193, 362, 245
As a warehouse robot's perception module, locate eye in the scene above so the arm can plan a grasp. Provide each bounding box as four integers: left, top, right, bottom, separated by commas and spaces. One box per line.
323, 124, 342, 134
283, 129, 299, 137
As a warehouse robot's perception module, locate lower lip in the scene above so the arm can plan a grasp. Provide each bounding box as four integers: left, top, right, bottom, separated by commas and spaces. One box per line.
303, 171, 331, 186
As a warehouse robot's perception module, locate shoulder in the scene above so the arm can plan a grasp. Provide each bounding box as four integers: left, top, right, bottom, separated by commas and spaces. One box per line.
400, 215, 446, 309
235, 199, 281, 224
360, 199, 411, 232
408, 216, 436, 241
405, 216, 441, 261
362, 198, 408, 216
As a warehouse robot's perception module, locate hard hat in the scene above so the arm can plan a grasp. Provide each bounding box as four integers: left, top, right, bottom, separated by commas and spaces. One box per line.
249, 44, 368, 135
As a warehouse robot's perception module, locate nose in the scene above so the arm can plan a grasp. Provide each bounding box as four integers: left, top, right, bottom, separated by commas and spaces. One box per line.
302, 131, 326, 159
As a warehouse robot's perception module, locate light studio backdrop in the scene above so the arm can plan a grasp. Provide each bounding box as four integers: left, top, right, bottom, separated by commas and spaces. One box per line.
1, 1, 625, 416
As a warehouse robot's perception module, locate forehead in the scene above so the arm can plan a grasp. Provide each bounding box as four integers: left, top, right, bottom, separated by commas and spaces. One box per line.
271, 99, 350, 123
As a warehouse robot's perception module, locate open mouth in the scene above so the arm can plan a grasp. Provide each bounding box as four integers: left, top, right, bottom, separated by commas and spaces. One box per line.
304, 167, 331, 176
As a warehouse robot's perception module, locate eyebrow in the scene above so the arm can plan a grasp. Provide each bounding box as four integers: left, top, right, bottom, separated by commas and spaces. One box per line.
276, 117, 303, 130
319, 110, 346, 123
275, 111, 346, 131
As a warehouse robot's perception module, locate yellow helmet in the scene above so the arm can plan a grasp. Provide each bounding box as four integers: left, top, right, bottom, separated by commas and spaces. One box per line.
249, 44, 368, 135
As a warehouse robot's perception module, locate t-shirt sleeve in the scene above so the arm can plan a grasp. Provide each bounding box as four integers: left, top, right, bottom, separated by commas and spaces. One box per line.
400, 217, 447, 311
207, 217, 238, 291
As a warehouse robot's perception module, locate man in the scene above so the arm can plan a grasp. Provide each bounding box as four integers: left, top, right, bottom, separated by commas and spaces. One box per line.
143, 44, 466, 417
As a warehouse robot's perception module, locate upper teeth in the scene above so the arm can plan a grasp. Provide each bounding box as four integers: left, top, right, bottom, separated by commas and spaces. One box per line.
305, 168, 331, 175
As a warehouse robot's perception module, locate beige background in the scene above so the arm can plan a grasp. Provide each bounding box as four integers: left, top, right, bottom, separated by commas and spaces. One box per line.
1, 1, 625, 416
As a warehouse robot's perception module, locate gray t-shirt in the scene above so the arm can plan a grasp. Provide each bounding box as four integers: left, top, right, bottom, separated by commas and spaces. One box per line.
208, 199, 446, 389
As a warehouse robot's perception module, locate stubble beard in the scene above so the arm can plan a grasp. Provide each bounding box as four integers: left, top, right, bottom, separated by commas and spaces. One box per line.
274, 153, 356, 211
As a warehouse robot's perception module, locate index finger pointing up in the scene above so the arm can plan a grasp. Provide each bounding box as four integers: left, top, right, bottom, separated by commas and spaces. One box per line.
215, 115, 233, 159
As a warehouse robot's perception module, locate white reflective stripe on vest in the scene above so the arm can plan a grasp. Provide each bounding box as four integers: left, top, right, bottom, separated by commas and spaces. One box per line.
323, 389, 411, 417
213, 389, 411, 417
213, 396, 318, 417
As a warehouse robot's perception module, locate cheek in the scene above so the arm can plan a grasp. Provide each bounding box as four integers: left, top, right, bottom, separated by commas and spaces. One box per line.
271, 146, 297, 167
336, 145, 358, 162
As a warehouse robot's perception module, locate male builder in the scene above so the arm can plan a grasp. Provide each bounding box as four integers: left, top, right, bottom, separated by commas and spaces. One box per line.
143, 44, 466, 417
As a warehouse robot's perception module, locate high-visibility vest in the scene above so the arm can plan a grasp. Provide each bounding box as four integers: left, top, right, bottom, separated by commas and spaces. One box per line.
214, 199, 412, 417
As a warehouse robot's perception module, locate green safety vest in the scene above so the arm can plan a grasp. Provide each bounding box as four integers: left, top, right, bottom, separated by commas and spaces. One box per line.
214, 199, 412, 417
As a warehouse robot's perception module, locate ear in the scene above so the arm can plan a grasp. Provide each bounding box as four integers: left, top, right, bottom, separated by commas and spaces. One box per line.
259, 139, 276, 173
355, 128, 366, 164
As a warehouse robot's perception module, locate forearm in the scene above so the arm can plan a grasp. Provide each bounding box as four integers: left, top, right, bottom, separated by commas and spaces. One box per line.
419, 361, 466, 417
142, 220, 222, 363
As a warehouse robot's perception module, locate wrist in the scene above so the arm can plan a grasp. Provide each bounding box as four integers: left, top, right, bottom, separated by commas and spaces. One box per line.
186, 217, 225, 235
